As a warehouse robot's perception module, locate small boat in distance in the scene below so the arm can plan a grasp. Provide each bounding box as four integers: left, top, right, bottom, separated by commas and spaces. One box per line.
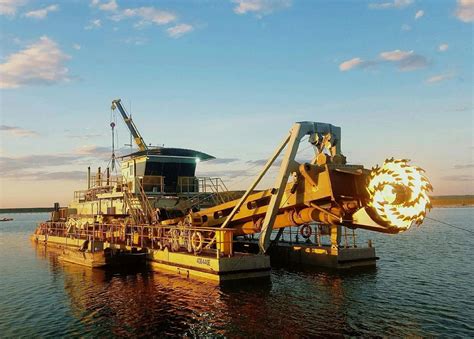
0, 217, 13, 222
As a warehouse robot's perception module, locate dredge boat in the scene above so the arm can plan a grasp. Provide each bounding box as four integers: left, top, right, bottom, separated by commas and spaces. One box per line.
32, 99, 432, 282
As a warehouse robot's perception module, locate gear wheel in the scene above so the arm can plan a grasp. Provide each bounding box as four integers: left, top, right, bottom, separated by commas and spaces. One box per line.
367, 158, 432, 230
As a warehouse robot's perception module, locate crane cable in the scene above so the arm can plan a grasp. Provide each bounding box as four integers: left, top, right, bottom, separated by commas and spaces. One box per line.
106, 108, 120, 174
425, 216, 474, 235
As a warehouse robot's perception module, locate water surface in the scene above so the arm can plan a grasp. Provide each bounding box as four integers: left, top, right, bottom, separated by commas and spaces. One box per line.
0, 209, 473, 337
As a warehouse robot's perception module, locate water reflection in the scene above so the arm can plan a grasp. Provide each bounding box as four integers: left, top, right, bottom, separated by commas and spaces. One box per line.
33, 243, 383, 336
3, 211, 472, 337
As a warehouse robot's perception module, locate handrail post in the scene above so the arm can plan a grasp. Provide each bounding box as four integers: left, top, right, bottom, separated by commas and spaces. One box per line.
92, 222, 96, 253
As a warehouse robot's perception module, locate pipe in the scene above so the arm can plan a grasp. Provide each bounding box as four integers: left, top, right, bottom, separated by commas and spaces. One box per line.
106, 167, 110, 186
234, 207, 343, 236
97, 167, 101, 187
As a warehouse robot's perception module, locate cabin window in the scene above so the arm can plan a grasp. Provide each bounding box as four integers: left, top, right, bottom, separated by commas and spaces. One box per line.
144, 161, 196, 193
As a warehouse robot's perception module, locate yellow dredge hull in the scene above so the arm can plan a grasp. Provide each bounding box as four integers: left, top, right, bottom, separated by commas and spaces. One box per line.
31, 234, 271, 283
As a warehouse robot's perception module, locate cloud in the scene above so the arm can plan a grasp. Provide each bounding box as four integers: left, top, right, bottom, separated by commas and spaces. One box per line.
0, 125, 39, 137
73, 43, 81, 50
0, 36, 70, 89
0, 144, 122, 181
67, 133, 102, 139
426, 73, 454, 84
369, 0, 413, 10
401, 24, 412, 31
24, 171, 86, 181
441, 175, 474, 182
85, 19, 101, 30
24, 4, 58, 19
455, 0, 474, 22
166, 24, 194, 38
199, 169, 254, 179
380, 49, 413, 61
454, 164, 474, 169
379, 49, 428, 71
73, 144, 129, 159
74, 145, 111, 157
340, 49, 428, 72
0, 154, 79, 174
208, 158, 240, 165
0, 153, 85, 180
91, 0, 118, 12
338, 57, 378, 72
397, 54, 428, 71
339, 58, 364, 71
115, 7, 176, 27
123, 37, 148, 45
97, 4, 186, 37
232, 0, 292, 16
438, 43, 449, 52
415, 9, 424, 19
246, 158, 282, 167
0, 0, 27, 16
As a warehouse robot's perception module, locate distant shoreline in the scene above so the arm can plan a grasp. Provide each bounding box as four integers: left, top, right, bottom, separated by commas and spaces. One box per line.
1, 195, 472, 214
0, 207, 55, 214
430, 195, 474, 208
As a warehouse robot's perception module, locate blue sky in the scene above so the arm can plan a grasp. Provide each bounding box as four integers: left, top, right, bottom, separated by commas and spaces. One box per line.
0, 0, 473, 207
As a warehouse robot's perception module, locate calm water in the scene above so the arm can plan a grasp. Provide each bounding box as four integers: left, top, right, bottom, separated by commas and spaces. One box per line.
0, 209, 473, 337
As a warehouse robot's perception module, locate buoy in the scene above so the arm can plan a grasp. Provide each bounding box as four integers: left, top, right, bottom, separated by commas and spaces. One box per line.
300, 224, 312, 239
191, 231, 204, 254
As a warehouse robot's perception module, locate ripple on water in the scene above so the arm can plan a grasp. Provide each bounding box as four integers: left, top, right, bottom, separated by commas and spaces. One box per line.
0, 210, 473, 337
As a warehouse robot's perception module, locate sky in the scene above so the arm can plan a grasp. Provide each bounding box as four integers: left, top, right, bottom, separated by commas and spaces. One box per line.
0, 0, 473, 208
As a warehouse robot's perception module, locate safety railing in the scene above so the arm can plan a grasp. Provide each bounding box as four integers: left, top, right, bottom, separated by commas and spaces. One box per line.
178, 177, 228, 195
34, 221, 235, 257
239, 223, 359, 249
177, 176, 200, 193
74, 185, 117, 202
179, 176, 232, 208
90, 174, 123, 188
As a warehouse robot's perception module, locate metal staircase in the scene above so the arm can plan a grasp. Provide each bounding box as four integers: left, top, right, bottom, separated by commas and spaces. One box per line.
137, 179, 157, 223
123, 178, 156, 225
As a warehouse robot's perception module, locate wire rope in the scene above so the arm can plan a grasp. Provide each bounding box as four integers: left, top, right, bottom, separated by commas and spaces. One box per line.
426, 216, 474, 235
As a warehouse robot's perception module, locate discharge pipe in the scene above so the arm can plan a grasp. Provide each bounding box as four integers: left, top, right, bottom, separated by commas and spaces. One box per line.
233, 206, 343, 236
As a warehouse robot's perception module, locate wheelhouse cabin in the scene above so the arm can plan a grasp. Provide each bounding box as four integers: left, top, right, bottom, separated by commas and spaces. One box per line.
121, 148, 215, 195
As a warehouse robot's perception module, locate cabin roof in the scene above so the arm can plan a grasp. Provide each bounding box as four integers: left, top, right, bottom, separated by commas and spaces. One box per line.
120, 147, 215, 161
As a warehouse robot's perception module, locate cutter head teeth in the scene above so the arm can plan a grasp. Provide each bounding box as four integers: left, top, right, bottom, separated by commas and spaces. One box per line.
367, 158, 432, 231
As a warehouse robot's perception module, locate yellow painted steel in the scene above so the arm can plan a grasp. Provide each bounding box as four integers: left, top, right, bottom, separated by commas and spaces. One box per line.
188, 163, 350, 235
31, 233, 271, 282
215, 230, 233, 255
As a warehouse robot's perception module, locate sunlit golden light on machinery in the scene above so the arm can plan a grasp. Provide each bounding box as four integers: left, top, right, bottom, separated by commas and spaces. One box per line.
32, 109, 436, 279
367, 158, 433, 231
